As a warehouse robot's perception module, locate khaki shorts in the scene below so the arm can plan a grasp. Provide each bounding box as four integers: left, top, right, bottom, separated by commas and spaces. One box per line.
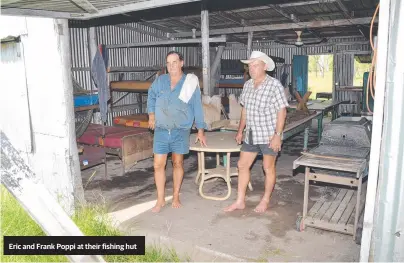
240, 142, 278, 156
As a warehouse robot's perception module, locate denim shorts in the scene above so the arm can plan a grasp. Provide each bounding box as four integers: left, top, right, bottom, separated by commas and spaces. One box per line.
153, 128, 191, 155
241, 142, 278, 156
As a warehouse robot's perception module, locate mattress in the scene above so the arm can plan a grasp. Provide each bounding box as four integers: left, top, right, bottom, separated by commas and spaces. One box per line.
77, 123, 150, 148
113, 114, 149, 128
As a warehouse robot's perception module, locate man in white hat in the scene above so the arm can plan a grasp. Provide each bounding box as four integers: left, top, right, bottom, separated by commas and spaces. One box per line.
224, 51, 289, 213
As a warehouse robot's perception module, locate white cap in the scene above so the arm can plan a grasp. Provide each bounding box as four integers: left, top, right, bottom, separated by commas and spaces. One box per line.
240, 50, 275, 71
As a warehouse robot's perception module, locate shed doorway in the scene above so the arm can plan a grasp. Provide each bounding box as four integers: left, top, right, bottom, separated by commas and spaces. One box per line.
308, 54, 334, 100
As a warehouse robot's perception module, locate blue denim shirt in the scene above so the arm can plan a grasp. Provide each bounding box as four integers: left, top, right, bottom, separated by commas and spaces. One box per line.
147, 73, 206, 130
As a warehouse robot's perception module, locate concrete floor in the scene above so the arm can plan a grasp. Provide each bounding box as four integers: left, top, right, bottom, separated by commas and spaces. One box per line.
81, 119, 360, 262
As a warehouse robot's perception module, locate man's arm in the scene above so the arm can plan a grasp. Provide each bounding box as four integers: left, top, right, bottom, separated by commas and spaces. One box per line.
147, 78, 159, 128
274, 107, 287, 136
191, 86, 206, 134
237, 107, 247, 134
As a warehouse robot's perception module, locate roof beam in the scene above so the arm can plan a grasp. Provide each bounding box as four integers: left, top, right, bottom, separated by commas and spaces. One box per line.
216, 11, 244, 26
105, 36, 227, 49
0, 7, 83, 18
268, 4, 323, 39
334, 0, 369, 39
138, 19, 178, 33
115, 24, 169, 40
80, 0, 202, 19
171, 17, 376, 38
70, 0, 98, 14
232, 0, 339, 12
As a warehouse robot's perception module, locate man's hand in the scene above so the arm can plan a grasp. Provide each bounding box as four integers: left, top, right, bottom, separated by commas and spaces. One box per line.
235, 132, 243, 145
148, 114, 155, 130
269, 134, 282, 152
195, 130, 207, 147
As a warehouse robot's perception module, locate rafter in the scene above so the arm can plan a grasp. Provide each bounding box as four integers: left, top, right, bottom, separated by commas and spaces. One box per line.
170, 17, 376, 38
334, 0, 369, 39
70, 0, 98, 13
268, 4, 323, 40
115, 24, 169, 40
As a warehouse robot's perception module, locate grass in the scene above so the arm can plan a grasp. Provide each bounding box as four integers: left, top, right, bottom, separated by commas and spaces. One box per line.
0, 185, 182, 262
308, 71, 333, 100
308, 70, 367, 100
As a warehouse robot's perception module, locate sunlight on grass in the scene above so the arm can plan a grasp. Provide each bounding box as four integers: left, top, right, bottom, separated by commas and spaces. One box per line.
0, 185, 181, 262
308, 71, 333, 100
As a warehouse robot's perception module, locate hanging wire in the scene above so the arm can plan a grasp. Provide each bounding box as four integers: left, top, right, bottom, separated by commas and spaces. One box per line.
366, 3, 379, 114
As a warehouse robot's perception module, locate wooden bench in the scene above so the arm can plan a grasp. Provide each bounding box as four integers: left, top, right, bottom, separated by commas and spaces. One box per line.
293, 152, 368, 243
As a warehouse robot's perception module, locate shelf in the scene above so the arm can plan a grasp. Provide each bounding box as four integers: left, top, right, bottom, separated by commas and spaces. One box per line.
74, 104, 99, 112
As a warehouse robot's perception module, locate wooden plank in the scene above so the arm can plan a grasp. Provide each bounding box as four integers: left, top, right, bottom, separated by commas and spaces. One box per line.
322, 189, 348, 222
313, 197, 335, 221
307, 201, 324, 218
74, 104, 98, 112
305, 216, 354, 235
339, 191, 357, 224
309, 172, 359, 185
330, 190, 355, 224
293, 155, 366, 173
110, 81, 152, 91
122, 132, 153, 173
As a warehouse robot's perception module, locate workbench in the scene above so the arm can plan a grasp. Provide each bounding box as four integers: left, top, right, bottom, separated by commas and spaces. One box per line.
288, 100, 348, 142
292, 117, 371, 243
293, 153, 368, 242
220, 110, 322, 152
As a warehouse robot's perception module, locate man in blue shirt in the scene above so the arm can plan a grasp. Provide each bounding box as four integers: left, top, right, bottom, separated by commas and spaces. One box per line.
147, 51, 207, 213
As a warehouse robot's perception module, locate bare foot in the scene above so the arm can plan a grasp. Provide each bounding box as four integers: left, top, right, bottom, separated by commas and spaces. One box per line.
223, 201, 245, 212
151, 200, 165, 213
254, 199, 269, 213
172, 197, 182, 208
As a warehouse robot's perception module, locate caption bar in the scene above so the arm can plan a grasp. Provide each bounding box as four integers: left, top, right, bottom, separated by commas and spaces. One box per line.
3, 236, 145, 255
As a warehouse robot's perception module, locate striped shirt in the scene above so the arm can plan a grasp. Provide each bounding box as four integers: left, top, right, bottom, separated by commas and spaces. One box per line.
240, 74, 289, 145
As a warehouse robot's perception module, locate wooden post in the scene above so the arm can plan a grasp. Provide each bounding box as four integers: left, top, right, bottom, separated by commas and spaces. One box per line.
1, 131, 105, 263
201, 2, 211, 96
247, 31, 253, 56
210, 45, 225, 94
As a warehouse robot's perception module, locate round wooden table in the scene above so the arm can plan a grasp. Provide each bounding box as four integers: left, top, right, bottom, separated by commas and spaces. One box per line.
189, 131, 253, 201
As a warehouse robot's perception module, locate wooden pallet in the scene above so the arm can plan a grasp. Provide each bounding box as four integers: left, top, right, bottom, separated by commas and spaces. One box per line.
305, 183, 367, 236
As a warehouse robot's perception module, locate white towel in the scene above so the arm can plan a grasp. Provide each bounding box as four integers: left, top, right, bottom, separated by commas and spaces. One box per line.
179, 73, 199, 103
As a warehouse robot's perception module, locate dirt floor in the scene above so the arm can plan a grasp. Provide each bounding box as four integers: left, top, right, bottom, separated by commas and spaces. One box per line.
81, 118, 361, 262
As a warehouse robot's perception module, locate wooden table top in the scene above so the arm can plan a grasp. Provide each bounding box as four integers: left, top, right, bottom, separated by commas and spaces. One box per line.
189, 131, 241, 152
288, 99, 345, 111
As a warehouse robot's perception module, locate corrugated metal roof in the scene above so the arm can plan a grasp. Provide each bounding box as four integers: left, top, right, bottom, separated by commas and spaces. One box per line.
1, 0, 379, 45
1, 0, 149, 13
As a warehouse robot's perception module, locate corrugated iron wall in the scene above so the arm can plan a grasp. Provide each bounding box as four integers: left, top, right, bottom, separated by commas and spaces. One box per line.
70, 23, 370, 123
70, 24, 201, 125
222, 37, 370, 114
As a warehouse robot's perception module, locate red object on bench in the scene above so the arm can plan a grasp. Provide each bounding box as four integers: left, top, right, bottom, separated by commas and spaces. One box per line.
77, 124, 149, 148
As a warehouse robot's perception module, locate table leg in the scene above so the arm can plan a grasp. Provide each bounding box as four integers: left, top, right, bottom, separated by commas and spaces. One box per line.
317, 112, 323, 144
332, 106, 337, 120
198, 151, 232, 201
303, 127, 309, 152
302, 167, 310, 230
224, 152, 232, 200
354, 174, 363, 240
216, 153, 220, 167
223, 155, 228, 167
195, 152, 201, 184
